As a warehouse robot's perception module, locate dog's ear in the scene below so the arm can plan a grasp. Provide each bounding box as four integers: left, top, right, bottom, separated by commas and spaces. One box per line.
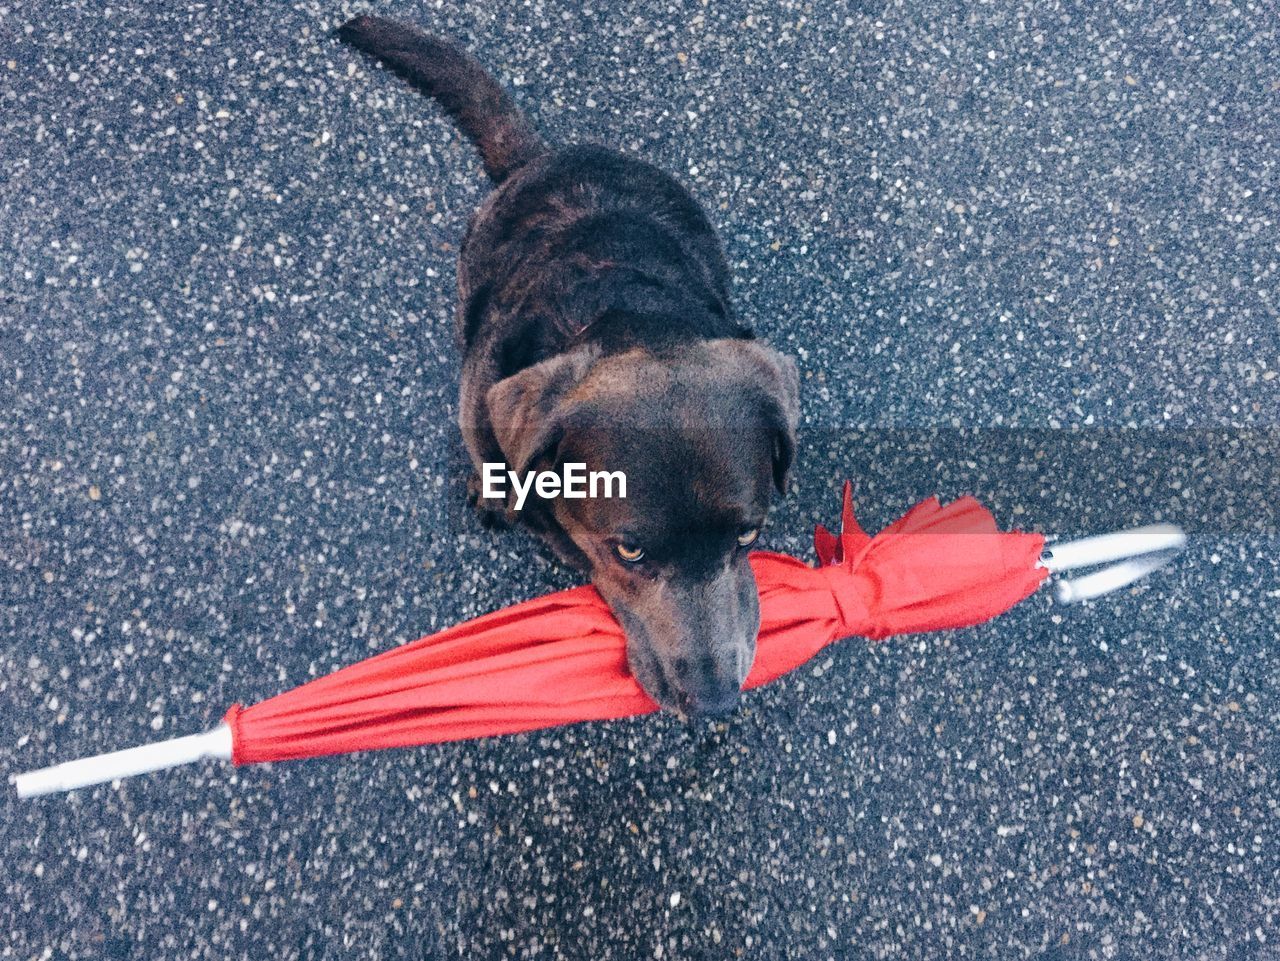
755, 346, 800, 493
707, 340, 800, 494
486, 349, 597, 474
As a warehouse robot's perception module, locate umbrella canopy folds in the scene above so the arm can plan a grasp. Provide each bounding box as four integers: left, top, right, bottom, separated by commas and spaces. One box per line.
224, 483, 1048, 764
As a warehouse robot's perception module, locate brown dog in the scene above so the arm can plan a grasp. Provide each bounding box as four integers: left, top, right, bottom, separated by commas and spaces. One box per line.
339, 16, 800, 716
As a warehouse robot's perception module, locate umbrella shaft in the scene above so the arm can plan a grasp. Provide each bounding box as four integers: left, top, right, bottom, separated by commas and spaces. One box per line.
12, 725, 232, 798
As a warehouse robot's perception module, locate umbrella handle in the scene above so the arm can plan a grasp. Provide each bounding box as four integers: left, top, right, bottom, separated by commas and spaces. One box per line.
1039, 523, 1186, 604
11, 724, 232, 798
1052, 552, 1180, 604
1038, 524, 1185, 572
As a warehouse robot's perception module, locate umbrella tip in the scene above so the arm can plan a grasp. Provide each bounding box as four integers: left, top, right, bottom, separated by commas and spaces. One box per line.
12, 768, 62, 799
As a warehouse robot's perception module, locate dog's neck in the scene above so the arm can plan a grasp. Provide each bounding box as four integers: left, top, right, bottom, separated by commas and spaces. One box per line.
573, 307, 752, 355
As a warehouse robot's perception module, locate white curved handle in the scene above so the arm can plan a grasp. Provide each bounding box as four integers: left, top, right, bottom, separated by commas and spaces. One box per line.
1039, 524, 1186, 572
1053, 553, 1179, 603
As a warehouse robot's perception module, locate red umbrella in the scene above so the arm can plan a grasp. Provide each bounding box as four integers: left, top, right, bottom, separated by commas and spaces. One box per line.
13, 483, 1184, 796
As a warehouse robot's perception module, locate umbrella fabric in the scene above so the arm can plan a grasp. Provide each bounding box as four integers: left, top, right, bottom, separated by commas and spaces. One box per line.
224, 484, 1047, 764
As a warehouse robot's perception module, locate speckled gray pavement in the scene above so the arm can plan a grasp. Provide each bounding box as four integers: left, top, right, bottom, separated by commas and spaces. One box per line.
2, 1, 1278, 958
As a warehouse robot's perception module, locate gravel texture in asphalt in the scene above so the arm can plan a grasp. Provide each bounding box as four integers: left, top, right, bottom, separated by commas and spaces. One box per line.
2, 1, 1278, 958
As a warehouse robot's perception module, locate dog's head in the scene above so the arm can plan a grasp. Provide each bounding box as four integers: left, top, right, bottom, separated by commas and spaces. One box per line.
487, 339, 799, 716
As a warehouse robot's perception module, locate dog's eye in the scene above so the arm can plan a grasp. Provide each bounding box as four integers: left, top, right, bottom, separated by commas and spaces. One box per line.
615, 543, 645, 563
737, 527, 760, 548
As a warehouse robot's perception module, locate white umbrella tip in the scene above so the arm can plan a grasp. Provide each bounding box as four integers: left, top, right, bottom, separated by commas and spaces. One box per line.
12, 768, 64, 799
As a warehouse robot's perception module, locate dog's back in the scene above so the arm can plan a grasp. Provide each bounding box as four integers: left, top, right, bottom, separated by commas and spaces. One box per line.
338, 17, 740, 361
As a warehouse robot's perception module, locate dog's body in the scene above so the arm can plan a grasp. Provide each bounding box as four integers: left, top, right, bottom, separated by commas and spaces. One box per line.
339, 17, 800, 716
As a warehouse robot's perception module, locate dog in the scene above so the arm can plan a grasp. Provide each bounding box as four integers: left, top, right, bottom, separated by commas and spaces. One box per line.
338, 16, 800, 717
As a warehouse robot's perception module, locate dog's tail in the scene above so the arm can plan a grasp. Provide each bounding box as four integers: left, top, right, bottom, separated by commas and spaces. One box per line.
337, 15, 547, 183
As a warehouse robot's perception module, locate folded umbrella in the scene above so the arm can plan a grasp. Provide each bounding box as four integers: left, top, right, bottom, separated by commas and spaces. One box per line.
12, 483, 1184, 797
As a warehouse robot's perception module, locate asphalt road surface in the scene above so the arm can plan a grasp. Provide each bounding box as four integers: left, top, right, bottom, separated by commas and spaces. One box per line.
2, 1, 1278, 958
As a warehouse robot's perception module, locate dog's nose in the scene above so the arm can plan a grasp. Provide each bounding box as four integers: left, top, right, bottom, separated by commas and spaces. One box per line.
685, 687, 740, 717
679, 674, 742, 717
672, 654, 743, 716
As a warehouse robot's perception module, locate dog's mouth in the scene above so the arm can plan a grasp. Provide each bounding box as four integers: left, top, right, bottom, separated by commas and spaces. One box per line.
623, 636, 682, 714
585, 542, 763, 717
621, 625, 753, 719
